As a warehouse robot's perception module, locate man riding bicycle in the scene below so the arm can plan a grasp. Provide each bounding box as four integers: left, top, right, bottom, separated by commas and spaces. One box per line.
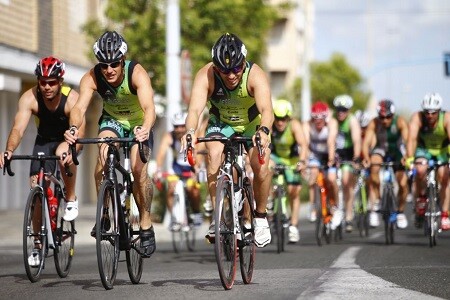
64, 31, 157, 257
154, 111, 202, 229
302, 101, 338, 223
406, 93, 450, 230
180, 33, 274, 248
332, 94, 362, 232
269, 99, 308, 243
362, 99, 409, 229
0, 56, 84, 265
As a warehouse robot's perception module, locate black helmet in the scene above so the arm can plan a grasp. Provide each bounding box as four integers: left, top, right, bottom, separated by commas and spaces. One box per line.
211, 33, 247, 70
93, 31, 128, 63
376, 99, 395, 117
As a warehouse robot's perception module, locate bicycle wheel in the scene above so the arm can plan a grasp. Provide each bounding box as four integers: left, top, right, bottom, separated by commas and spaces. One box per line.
314, 185, 324, 246
274, 194, 284, 253
239, 181, 256, 284
425, 186, 438, 248
171, 182, 186, 253
185, 205, 197, 252
126, 194, 143, 283
215, 175, 237, 290
96, 180, 120, 290
381, 186, 395, 245
23, 187, 46, 282
54, 191, 75, 278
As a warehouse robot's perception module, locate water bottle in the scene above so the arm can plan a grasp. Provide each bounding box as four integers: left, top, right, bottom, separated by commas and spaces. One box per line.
119, 183, 127, 207
235, 187, 243, 211
47, 187, 58, 231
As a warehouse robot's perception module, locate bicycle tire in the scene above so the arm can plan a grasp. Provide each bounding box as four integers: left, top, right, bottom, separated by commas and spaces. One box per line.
239, 181, 256, 284
23, 187, 46, 282
314, 185, 324, 246
171, 191, 185, 253
426, 186, 438, 248
54, 190, 75, 278
185, 206, 197, 252
274, 193, 284, 253
214, 175, 237, 290
126, 194, 143, 283
381, 186, 395, 245
96, 180, 120, 290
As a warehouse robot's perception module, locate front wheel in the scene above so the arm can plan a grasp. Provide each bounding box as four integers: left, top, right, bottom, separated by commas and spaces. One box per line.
96, 180, 120, 290
215, 176, 237, 290
126, 194, 143, 283
426, 185, 438, 248
54, 192, 75, 278
23, 187, 46, 282
381, 186, 395, 245
239, 180, 256, 284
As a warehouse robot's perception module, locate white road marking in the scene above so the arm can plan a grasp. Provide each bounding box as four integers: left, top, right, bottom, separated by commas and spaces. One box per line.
298, 246, 443, 300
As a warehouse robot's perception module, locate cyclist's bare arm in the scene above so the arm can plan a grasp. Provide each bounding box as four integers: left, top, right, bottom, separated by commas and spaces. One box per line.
349, 115, 362, 159
65, 69, 96, 143
180, 64, 211, 152
291, 118, 308, 164
155, 133, 172, 171
133, 63, 156, 142
362, 119, 376, 165
406, 112, 421, 158
327, 118, 338, 165
444, 111, 450, 141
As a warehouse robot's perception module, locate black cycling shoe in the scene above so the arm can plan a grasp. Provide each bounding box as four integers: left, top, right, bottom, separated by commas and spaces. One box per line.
90, 217, 111, 238
140, 226, 156, 258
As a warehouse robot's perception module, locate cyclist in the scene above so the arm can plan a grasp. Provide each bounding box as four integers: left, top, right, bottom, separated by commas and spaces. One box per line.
362, 99, 409, 229
154, 112, 202, 229
180, 33, 274, 248
64, 31, 157, 257
0, 56, 84, 266
355, 110, 372, 141
269, 99, 308, 243
332, 94, 362, 232
406, 93, 450, 230
302, 101, 338, 224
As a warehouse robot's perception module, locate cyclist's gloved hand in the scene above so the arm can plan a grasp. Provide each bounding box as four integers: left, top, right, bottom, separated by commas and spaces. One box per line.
405, 156, 415, 169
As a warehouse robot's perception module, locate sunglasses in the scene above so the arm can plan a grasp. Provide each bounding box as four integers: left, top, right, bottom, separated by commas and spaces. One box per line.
99, 60, 122, 70
336, 106, 349, 112
379, 115, 393, 120
424, 110, 438, 115
311, 114, 327, 120
39, 79, 60, 87
174, 125, 186, 129
216, 63, 244, 75
275, 116, 289, 122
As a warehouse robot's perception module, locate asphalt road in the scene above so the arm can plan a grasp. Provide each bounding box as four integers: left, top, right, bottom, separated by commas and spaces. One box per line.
0, 202, 449, 300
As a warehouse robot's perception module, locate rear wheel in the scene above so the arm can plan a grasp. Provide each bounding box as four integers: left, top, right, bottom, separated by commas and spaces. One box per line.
96, 180, 119, 290
54, 191, 75, 278
126, 194, 143, 283
23, 187, 46, 282
239, 181, 256, 284
215, 176, 236, 290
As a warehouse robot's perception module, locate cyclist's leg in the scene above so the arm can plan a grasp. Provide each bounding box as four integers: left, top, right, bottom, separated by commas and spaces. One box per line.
395, 167, 409, 229
306, 155, 321, 222
368, 152, 383, 227
287, 183, 301, 243
437, 162, 450, 230
341, 164, 355, 231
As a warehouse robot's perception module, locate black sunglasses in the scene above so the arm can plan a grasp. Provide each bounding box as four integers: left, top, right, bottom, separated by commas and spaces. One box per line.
379, 115, 393, 120
336, 106, 349, 112
216, 63, 244, 75
99, 60, 122, 70
424, 110, 438, 115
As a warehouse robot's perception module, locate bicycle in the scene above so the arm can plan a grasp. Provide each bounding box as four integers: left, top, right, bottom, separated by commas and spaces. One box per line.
157, 171, 199, 253
375, 160, 399, 245
269, 164, 297, 253
414, 159, 447, 247
186, 133, 263, 290
71, 136, 147, 290
310, 166, 332, 246
3, 152, 76, 282
353, 164, 369, 237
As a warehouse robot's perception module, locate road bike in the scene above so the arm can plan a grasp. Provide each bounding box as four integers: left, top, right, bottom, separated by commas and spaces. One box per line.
186, 134, 263, 290
269, 164, 297, 253
71, 136, 147, 290
3, 152, 75, 282
415, 159, 447, 247
311, 166, 332, 246
376, 160, 399, 245
157, 171, 199, 253
353, 164, 369, 237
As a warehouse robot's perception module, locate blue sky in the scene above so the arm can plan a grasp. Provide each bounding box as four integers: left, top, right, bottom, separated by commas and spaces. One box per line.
314, 0, 450, 114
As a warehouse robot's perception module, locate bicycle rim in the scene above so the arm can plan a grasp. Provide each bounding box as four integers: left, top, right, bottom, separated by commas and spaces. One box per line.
275, 196, 284, 253
126, 195, 143, 284
239, 183, 255, 284
314, 185, 324, 246
23, 187, 46, 282
215, 176, 236, 290
427, 187, 437, 247
382, 187, 394, 245
171, 191, 185, 253
186, 223, 196, 252
96, 180, 119, 290
54, 193, 75, 278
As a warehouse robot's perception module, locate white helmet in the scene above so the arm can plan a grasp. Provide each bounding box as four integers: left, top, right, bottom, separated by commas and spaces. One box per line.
171, 111, 187, 126
421, 93, 442, 110
333, 94, 354, 109
355, 110, 371, 128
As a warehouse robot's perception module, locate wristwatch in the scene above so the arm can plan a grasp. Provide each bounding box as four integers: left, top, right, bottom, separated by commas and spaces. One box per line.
258, 126, 270, 135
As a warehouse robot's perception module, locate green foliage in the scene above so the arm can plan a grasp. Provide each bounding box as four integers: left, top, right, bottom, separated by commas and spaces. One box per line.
82, 0, 280, 95
292, 53, 371, 112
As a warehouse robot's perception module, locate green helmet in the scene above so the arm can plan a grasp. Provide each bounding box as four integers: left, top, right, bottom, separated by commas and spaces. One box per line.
273, 99, 293, 118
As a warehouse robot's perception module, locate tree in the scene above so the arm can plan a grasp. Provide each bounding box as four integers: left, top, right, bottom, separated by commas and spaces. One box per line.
82, 0, 281, 95
290, 53, 371, 114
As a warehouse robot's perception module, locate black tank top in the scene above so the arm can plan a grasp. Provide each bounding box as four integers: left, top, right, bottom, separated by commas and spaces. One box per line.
36, 86, 71, 141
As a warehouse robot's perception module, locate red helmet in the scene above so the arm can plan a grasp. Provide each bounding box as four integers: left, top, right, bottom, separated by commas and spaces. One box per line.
376, 99, 395, 117
311, 101, 329, 119
34, 56, 65, 78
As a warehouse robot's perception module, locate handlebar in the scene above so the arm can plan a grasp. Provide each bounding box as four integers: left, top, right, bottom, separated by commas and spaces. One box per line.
69, 136, 147, 165
255, 132, 265, 164
3, 153, 71, 177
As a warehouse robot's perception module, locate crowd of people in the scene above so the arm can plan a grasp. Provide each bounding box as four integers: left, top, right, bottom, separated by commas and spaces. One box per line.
0, 30, 449, 269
